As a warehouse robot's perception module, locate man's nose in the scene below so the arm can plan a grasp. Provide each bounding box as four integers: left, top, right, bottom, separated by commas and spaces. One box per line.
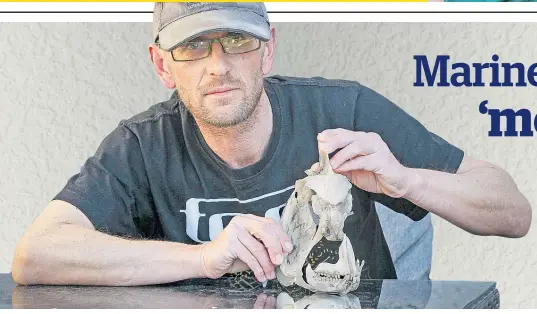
205, 41, 231, 76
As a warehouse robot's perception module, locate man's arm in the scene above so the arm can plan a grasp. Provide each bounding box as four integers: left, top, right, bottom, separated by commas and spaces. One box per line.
12, 200, 206, 286
404, 155, 531, 238
12, 200, 291, 286
317, 129, 532, 239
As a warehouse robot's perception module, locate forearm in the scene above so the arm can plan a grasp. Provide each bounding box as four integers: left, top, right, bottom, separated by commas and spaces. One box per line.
404, 165, 531, 237
12, 223, 205, 286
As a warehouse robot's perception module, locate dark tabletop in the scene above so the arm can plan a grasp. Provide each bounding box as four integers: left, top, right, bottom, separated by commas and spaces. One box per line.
0, 273, 499, 309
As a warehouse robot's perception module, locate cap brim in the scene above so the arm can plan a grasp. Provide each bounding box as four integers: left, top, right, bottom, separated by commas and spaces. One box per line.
158, 9, 270, 51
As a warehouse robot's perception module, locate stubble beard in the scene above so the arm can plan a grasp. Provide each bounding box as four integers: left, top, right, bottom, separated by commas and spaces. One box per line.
180, 67, 264, 128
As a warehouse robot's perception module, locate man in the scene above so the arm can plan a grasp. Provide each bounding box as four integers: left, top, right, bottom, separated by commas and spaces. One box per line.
12, 2, 531, 286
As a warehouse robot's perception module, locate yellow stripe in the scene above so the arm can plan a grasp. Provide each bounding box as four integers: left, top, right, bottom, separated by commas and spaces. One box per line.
0, 0, 428, 2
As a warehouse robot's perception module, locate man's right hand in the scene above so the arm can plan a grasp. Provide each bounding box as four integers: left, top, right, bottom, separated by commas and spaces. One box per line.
199, 214, 293, 282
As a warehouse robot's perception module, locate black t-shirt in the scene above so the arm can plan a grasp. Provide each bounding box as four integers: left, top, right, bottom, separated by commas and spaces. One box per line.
54, 75, 464, 280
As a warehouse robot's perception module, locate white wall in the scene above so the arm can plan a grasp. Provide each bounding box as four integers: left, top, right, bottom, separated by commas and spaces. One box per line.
1, 22, 535, 308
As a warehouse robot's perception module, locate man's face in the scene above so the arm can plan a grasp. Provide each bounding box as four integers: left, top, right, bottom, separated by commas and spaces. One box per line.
155, 30, 275, 128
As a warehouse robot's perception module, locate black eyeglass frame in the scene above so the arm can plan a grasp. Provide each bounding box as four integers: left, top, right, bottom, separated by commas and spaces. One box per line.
160, 35, 263, 62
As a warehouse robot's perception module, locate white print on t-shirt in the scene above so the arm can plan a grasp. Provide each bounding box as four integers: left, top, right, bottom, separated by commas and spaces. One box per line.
180, 185, 295, 243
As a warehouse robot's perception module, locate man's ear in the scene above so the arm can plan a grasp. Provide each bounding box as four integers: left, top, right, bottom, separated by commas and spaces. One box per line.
149, 44, 176, 89
261, 27, 276, 75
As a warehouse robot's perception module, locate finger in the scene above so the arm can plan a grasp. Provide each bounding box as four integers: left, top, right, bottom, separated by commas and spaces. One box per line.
310, 162, 320, 172
318, 138, 353, 155
273, 226, 293, 254
243, 215, 293, 257
317, 128, 356, 142
246, 215, 293, 253
237, 228, 275, 279
264, 295, 276, 309
248, 228, 284, 266
329, 140, 378, 169
335, 154, 381, 173
253, 294, 268, 309
234, 240, 266, 282
317, 131, 357, 155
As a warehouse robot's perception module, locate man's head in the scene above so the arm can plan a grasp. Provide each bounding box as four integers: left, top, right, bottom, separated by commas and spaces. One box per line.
149, 2, 275, 128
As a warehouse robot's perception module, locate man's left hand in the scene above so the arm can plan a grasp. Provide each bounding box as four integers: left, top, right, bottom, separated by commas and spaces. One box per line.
317, 128, 416, 199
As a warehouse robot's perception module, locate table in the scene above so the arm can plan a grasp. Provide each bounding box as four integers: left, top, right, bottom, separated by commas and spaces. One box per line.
0, 273, 499, 309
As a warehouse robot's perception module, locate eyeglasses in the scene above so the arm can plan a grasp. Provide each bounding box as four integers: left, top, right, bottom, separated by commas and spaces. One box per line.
169, 33, 262, 62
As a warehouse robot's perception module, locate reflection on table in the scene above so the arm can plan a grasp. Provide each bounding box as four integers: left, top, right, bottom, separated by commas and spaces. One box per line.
0, 274, 499, 309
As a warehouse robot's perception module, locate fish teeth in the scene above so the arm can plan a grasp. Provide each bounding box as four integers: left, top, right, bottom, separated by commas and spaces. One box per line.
313, 271, 351, 283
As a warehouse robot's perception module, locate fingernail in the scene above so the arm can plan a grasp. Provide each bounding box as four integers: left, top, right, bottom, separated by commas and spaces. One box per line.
285, 241, 293, 251
259, 275, 267, 282
275, 254, 283, 264
270, 271, 276, 279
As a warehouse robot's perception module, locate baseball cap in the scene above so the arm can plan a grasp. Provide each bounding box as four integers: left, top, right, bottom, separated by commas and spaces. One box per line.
153, 2, 271, 51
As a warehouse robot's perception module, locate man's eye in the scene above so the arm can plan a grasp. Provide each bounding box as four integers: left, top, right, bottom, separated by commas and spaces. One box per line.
185, 42, 204, 49
225, 36, 247, 45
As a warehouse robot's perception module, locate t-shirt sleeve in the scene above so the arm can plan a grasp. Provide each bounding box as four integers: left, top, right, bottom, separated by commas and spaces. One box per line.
353, 85, 465, 221
53, 124, 157, 238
